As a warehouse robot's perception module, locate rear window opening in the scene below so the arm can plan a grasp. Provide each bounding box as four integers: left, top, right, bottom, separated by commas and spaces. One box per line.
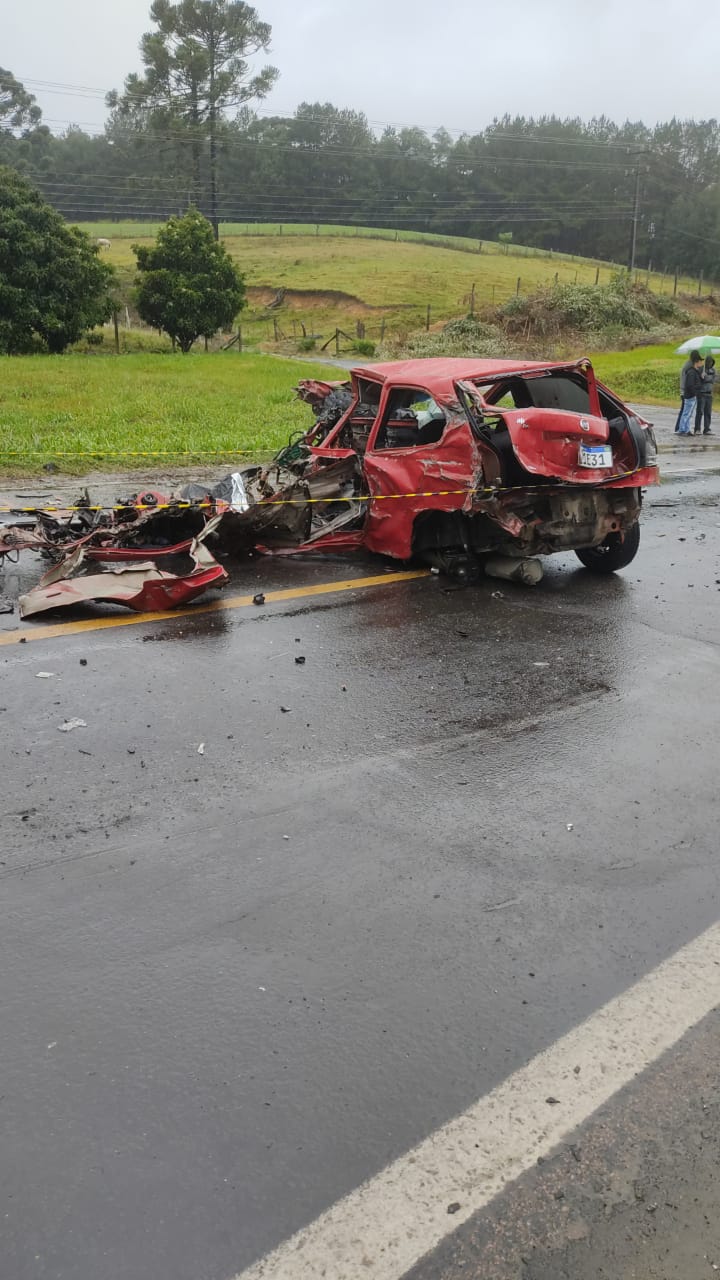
474, 371, 625, 422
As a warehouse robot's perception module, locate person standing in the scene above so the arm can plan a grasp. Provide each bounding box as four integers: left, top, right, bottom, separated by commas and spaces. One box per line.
675, 350, 700, 432
695, 355, 715, 435
678, 354, 705, 436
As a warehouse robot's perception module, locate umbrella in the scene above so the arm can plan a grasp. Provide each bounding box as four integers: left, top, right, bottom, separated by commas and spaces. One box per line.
675, 335, 720, 354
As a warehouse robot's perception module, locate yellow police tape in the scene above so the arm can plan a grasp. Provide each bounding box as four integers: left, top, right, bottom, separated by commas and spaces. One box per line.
0, 467, 646, 517
0, 449, 268, 458
0, 490, 467, 514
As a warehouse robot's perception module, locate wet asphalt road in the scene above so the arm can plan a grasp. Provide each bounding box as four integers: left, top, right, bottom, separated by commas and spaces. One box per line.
2, 467, 720, 1279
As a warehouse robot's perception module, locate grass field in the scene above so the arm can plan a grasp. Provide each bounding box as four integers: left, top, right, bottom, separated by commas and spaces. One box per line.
80, 222, 705, 348
0, 343, 688, 478
591, 343, 682, 404
0, 352, 338, 473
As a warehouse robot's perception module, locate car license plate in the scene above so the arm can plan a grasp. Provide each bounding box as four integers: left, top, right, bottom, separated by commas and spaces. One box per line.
578, 444, 613, 469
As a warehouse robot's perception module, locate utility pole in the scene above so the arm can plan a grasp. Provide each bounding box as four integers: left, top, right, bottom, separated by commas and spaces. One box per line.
629, 161, 641, 275
628, 150, 649, 275
208, 21, 219, 241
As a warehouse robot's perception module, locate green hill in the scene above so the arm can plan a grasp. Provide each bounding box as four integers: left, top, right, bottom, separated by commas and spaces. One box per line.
80, 222, 701, 350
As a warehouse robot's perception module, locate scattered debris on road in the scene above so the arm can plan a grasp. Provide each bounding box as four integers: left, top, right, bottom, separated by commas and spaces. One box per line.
18, 520, 227, 620
57, 718, 87, 732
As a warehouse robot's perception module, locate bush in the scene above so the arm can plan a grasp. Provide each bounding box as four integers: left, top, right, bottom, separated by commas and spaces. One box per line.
380, 315, 506, 360
497, 274, 690, 340
298, 337, 316, 352
354, 339, 376, 357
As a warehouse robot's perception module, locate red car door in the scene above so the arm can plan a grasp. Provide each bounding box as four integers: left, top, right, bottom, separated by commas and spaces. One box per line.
361, 384, 480, 559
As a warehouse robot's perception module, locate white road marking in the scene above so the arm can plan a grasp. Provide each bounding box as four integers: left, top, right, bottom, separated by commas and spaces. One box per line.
234, 921, 720, 1280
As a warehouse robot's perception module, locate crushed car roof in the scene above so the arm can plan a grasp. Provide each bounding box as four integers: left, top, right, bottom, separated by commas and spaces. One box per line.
352, 357, 580, 396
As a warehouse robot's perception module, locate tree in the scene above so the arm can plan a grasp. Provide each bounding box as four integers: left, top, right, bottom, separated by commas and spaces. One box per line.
0, 167, 115, 354
133, 207, 245, 350
108, 0, 278, 235
0, 69, 41, 132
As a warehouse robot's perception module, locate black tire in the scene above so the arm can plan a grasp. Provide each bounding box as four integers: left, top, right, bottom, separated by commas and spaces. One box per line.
575, 521, 641, 574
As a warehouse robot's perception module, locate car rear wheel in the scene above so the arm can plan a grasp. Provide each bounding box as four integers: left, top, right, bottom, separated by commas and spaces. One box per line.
575, 522, 641, 573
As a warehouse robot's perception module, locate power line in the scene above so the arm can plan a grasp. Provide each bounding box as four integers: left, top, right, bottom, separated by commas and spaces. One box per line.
18, 74, 716, 166
25, 202, 636, 225
33, 119, 646, 171
666, 225, 720, 249
30, 183, 634, 214
30, 181, 635, 212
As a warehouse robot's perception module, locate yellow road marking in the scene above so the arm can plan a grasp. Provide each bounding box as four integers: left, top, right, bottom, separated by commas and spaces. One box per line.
0, 570, 429, 647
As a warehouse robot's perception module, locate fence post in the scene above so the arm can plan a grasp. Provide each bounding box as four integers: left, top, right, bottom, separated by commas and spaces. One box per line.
279, 225, 283, 236
478, 241, 483, 254
335, 328, 340, 356
204, 336, 209, 352
674, 268, 678, 297
426, 304, 431, 331
316, 224, 320, 237
380, 318, 386, 342
470, 282, 476, 316
699, 270, 704, 297
516, 276, 521, 296
595, 266, 600, 286
237, 325, 243, 352
273, 317, 279, 342
574, 270, 578, 284
113, 309, 120, 354
554, 272, 559, 285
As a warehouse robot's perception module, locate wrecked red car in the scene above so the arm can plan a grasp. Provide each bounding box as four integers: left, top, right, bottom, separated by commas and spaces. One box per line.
218, 356, 659, 579
2, 357, 660, 618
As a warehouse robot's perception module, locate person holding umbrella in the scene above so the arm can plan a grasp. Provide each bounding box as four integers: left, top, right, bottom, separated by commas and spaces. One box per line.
675, 336, 720, 433
695, 355, 715, 435
678, 353, 706, 436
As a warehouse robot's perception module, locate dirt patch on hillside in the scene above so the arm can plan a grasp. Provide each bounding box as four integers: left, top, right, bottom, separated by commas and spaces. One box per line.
248, 286, 414, 315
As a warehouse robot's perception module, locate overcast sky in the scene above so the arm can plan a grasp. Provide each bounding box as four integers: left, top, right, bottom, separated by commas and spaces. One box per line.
5, 0, 717, 136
